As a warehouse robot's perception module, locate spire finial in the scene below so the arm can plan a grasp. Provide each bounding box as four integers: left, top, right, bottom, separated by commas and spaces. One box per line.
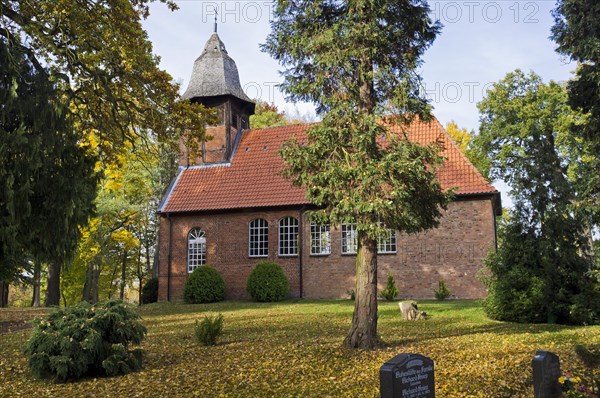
214, 8, 218, 33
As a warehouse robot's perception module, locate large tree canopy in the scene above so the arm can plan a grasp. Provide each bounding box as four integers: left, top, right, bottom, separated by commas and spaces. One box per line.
475, 70, 600, 325
0, 0, 212, 158
263, 0, 452, 348
551, 0, 600, 224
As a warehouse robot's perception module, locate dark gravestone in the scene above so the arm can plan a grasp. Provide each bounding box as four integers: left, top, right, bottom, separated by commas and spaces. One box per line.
380, 353, 435, 398
532, 350, 561, 398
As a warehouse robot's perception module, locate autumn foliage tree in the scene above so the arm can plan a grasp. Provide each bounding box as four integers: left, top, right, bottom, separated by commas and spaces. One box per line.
250, 100, 290, 129
263, 0, 452, 348
0, 1, 214, 305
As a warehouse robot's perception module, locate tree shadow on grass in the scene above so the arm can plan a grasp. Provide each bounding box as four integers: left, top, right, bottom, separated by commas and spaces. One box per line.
380, 319, 575, 349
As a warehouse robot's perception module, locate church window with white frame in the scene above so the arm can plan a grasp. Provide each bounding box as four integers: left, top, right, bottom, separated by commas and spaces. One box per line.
278, 217, 299, 256
249, 218, 269, 257
188, 228, 206, 273
377, 229, 397, 254
341, 223, 358, 254
310, 222, 331, 255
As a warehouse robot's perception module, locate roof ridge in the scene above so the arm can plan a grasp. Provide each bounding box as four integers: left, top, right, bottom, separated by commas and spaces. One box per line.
247, 122, 316, 133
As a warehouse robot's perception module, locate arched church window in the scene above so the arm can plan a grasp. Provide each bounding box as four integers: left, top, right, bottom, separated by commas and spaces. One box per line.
188, 228, 206, 273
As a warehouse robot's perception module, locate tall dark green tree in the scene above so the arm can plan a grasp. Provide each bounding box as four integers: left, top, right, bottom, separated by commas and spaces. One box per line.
0, 37, 97, 307
475, 70, 600, 325
552, 0, 600, 226
263, 0, 452, 348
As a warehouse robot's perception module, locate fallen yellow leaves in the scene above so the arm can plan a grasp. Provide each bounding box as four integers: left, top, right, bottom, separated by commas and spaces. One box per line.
0, 300, 598, 397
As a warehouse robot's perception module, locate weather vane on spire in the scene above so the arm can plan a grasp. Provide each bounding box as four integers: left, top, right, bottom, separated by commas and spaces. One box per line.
213, 7, 218, 33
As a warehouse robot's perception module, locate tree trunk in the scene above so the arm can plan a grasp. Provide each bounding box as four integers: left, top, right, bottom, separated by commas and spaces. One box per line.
120, 249, 127, 301
31, 262, 41, 307
44, 262, 61, 307
581, 220, 596, 267
0, 281, 8, 307
138, 249, 144, 306
92, 260, 100, 304
82, 258, 101, 304
82, 262, 93, 303
344, 233, 379, 349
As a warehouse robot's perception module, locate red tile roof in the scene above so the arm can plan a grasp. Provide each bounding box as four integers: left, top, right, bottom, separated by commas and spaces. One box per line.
160, 117, 497, 213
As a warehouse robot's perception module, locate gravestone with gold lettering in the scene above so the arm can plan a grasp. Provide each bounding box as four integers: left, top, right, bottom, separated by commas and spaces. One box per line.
380, 353, 435, 398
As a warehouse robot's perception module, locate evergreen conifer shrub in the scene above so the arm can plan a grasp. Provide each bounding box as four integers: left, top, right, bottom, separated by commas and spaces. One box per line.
246, 261, 289, 302
483, 220, 600, 325
183, 266, 226, 304
434, 279, 451, 300
23, 300, 147, 381
380, 273, 399, 301
141, 277, 158, 304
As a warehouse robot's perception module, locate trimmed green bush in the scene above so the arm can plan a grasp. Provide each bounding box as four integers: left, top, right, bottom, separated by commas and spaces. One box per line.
246, 261, 289, 302
195, 313, 224, 346
23, 300, 147, 381
184, 266, 226, 304
141, 277, 158, 304
380, 273, 399, 301
434, 279, 451, 300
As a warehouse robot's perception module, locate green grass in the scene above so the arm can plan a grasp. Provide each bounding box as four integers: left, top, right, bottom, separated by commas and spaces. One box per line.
1, 300, 598, 397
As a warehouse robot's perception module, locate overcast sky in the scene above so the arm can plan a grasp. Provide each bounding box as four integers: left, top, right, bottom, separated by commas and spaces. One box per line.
143, 0, 574, 134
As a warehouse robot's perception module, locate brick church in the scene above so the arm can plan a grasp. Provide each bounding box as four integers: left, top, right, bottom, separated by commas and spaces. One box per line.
157, 30, 501, 301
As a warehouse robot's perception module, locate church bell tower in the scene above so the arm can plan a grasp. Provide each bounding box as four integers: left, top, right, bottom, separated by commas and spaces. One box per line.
180, 26, 255, 165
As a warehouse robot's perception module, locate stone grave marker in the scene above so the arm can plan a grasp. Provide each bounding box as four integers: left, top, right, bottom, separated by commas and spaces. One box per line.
532, 350, 561, 398
380, 353, 435, 398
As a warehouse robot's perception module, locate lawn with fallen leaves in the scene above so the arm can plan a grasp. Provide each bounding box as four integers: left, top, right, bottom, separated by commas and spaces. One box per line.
1, 300, 598, 397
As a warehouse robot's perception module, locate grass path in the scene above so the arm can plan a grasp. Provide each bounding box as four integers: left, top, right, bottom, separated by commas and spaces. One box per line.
0, 300, 598, 397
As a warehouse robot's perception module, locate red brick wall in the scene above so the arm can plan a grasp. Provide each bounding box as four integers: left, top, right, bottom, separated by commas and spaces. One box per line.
302, 199, 496, 299
158, 209, 304, 301
158, 198, 496, 301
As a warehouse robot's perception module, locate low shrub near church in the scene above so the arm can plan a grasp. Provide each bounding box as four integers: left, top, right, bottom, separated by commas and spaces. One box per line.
141, 277, 158, 304
195, 313, 224, 346
184, 266, 226, 304
434, 279, 451, 300
380, 273, 399, 301
23, 300, 146, 381
246, 261, 289, 302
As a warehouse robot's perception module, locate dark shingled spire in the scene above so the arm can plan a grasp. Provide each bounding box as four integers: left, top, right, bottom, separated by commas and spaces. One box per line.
182, 32, 253, 104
